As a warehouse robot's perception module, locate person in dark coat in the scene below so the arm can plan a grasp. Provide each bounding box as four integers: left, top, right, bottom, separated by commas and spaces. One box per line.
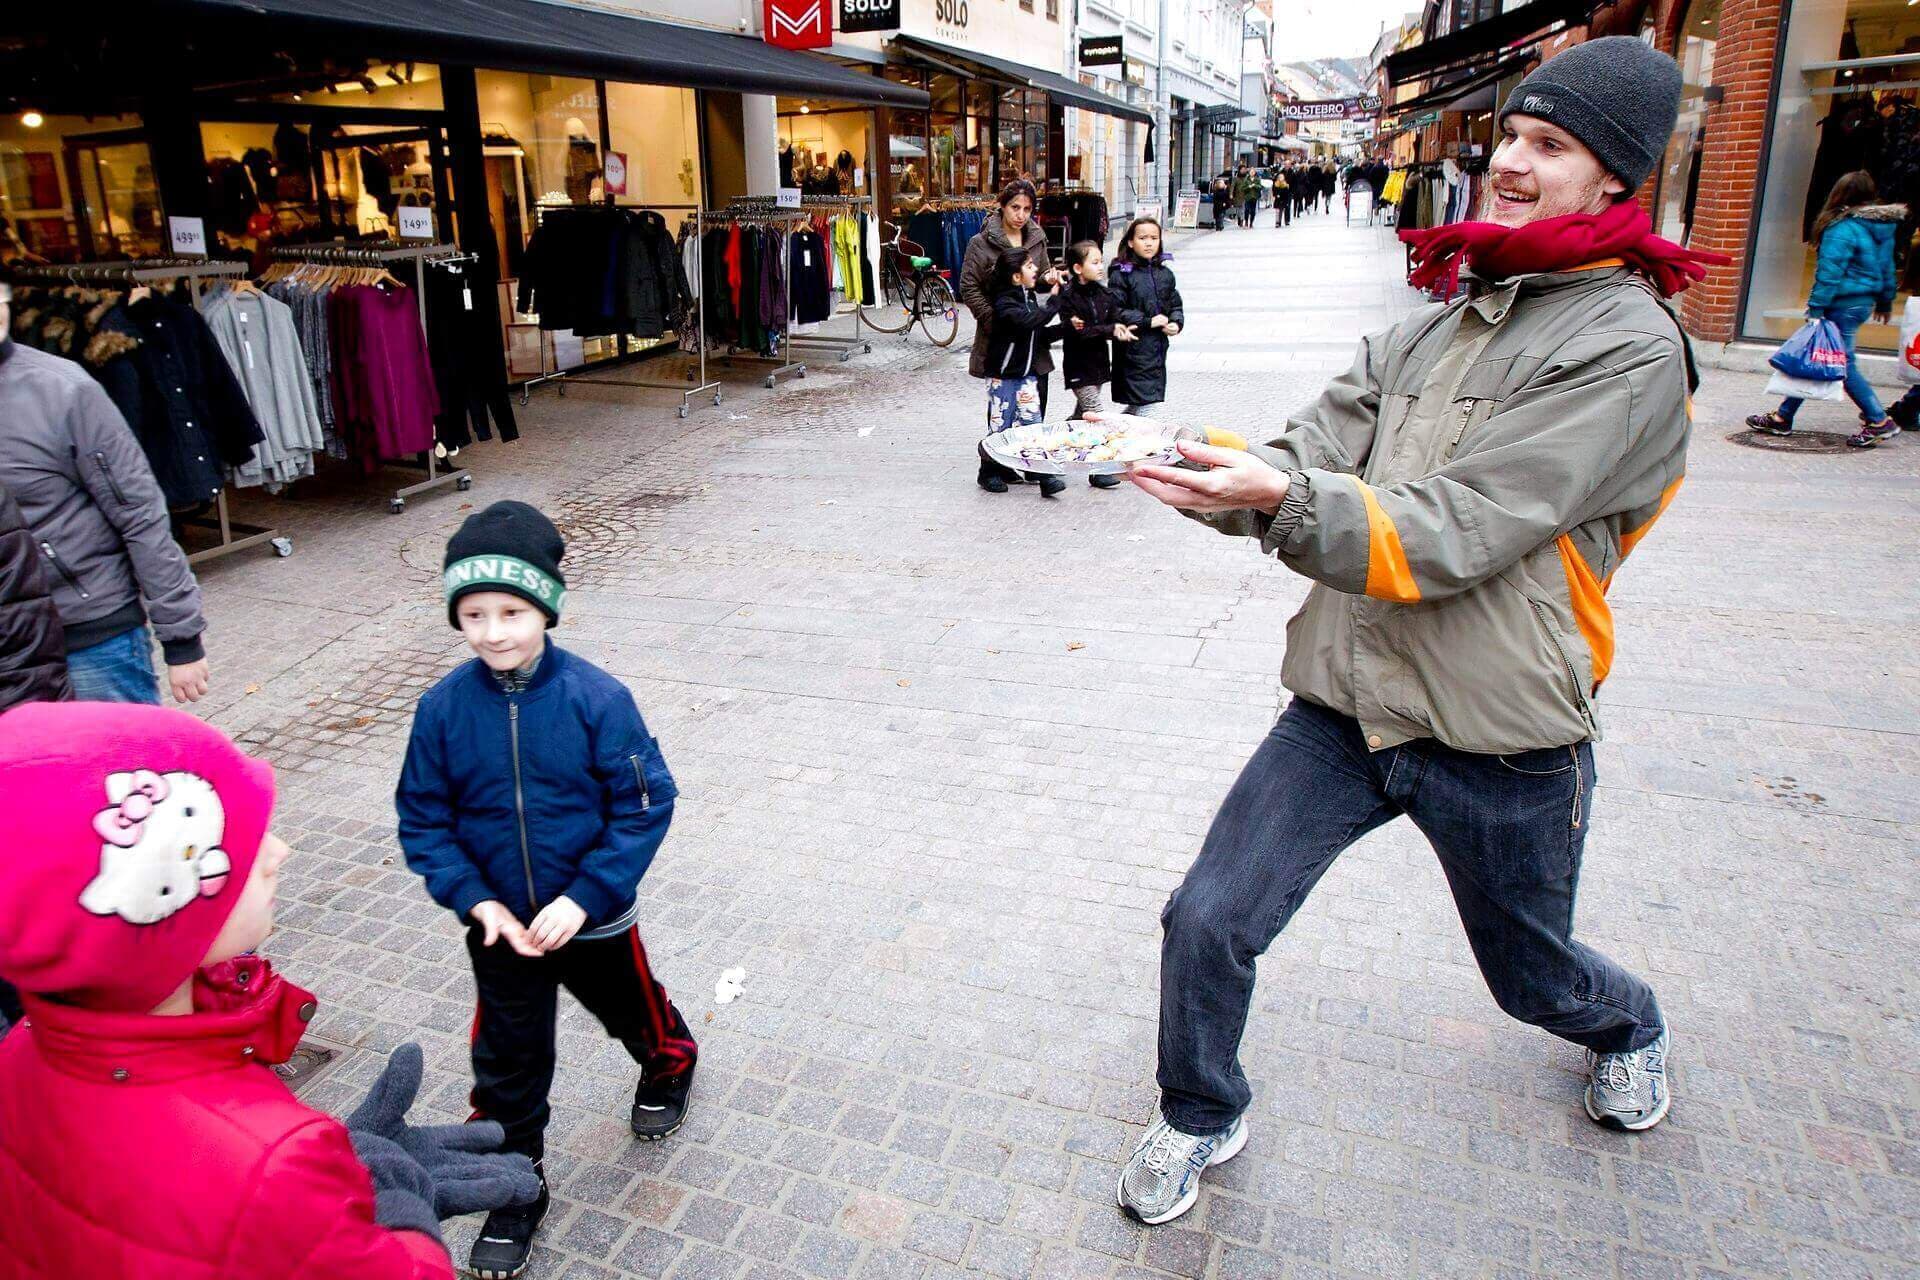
1108, 216, 1184, 414
1055, 241, 1139, 490
959, 179, 1057, 489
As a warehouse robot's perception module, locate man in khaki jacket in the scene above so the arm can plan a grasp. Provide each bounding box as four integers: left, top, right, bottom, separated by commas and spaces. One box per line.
1119, 38, 1698, 1225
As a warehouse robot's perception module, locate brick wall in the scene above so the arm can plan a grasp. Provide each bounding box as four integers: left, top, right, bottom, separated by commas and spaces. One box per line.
1661, 0, 1779, 343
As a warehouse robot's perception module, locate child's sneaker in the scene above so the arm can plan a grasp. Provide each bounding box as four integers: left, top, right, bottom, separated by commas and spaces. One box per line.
469, 1163, 549, 1279
1848, 419, 1899, 448
631, 1066, 695, 1141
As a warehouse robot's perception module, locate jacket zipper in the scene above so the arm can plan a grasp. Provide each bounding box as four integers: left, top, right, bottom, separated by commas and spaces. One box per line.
92, 451, 130, 505
1446, 400, 1474, 459
39, 542, 88, 600
507, 701, 539, 916
630, 755, 651, 810
1569, 746, 1584, 829
1530, 598, 1596, 733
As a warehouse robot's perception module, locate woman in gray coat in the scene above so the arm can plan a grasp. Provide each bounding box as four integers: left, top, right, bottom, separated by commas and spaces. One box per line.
959, 180, 1056, 491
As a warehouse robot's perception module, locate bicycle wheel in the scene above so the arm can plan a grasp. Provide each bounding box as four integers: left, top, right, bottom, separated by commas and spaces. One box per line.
861, 261, 915, 333
915, 274, 960, 348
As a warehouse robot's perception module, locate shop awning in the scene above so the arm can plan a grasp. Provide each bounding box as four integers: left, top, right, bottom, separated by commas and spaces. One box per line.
890, 35, 1154, 125
1382, 0, 1590, 87
154, 0, 931, 108
1384, 46, 1539, 118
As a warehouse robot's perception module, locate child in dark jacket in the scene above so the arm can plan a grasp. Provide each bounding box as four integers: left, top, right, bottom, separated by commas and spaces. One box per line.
1055, 240, 1139, 490
396, 500, 694, 1280
982, 247, 1067, 497
1108, 216, 1185, 416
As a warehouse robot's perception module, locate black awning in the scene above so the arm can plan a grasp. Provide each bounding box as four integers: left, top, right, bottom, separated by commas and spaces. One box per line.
891, 35, 1154, 125
153, 0, 930, 108
1385, 46, 1538, 117
1383, 0, 1590, 87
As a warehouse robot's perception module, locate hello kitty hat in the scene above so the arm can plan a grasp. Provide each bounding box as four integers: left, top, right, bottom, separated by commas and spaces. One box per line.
0, 701, 275, 1013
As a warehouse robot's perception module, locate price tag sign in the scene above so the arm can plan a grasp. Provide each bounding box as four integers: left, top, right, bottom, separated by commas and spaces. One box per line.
397, 206, 435, 240
776, 187, 802, 209
853, 167, 866, 189
168, 216, 207, 258
604, 151, 628, 196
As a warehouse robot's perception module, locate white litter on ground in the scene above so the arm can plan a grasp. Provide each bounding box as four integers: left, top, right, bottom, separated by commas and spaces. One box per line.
714, 966, 747, 1004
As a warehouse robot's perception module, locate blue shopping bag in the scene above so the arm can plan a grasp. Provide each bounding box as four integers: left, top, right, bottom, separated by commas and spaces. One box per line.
1768, 319, 1848, 381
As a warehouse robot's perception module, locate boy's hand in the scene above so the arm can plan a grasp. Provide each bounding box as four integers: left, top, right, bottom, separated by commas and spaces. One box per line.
471, 900, 543, 957
1114, 323, 1138, 342
1164, 322, 1181, 337
1150, 314, 1169, 330
1070, 315, 1086, 330
527, 896, 587, 952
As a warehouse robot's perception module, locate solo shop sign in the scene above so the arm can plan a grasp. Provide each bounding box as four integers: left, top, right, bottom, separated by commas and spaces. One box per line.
840, 0, 899, 32
1080, 35, 1123, 67
764, 0, 829, 49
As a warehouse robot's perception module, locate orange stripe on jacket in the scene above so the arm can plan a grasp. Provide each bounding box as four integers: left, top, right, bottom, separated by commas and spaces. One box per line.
1614, 475, 1684, 570
1348, 476, 1421, 603
1556, 535, 1614, 690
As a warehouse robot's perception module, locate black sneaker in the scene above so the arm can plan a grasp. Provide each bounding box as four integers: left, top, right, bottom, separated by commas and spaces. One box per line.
631, 1067, 694, 1141
1089, 473, 1123, 489
468, 1167, 548, 1280
1038, 474, 1067, 498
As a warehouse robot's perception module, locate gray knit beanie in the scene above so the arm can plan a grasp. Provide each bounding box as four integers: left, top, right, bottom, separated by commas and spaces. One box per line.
1498, 36, 1683, 191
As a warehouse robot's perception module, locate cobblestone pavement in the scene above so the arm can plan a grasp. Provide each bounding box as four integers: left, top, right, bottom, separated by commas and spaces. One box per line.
189, 205, 1920, 1280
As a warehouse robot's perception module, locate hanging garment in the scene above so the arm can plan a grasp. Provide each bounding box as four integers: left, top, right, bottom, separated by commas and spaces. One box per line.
833, 216, 864, 306
758, 226, 788, 343
329, 285, 439, 469
264, 279, 339, 453
197, 286, 325, 490
617, 208, 692, 339
788, 229, 832, 324
737, 228, 766, 354
423, 262, 520, 448
701, 227, 737, 343
88, 293, 265, 506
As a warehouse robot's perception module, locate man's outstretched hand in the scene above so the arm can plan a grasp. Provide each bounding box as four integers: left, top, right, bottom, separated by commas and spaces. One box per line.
1129, 441, 1289, 514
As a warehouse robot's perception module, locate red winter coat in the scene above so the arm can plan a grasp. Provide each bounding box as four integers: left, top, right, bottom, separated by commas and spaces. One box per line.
0, 958, 450, 1280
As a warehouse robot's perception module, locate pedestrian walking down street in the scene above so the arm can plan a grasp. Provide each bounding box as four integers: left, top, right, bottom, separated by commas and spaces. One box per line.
1746, 171, 1903, 448
396, 501, 695, 1280
1273, 169, 1291, 227
1120, 36, 1724, 1227
1108, 216, 1184, 418
1236, 169, 1260, 228
1211, 173, 1232, 231
0, 283, 215, 706
0, 701, 541, 1279
1319, 162, 1337, 213
982, 249, 1067, 498
1055, 240, 1140, 489
960, 179, 1057, 491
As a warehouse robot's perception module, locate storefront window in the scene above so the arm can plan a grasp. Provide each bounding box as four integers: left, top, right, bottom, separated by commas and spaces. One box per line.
886, 66, 930, 208
0, 113, 153, 261
200, 120, 440, 249
476, 71, 603, 210
1649, 0, 1718, 246
1745, 0, 1920, 347
929, 74, 964, 198
777, 101, 868, 196
606, 83, 702, 209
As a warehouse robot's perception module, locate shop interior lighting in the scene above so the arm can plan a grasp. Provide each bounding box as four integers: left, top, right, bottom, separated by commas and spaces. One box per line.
20, 111, 44, 128
800, 104, 811, 113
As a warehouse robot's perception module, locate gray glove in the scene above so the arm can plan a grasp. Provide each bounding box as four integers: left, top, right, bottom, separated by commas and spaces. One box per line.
346, 1042, 543, 1219
349, 1130, 443, 1244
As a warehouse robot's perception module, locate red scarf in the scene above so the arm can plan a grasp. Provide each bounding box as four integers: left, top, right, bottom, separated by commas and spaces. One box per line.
1400, 199, 1729, 298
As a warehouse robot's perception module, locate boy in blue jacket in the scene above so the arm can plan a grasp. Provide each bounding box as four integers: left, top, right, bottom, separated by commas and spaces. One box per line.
396, 501, 694, 1280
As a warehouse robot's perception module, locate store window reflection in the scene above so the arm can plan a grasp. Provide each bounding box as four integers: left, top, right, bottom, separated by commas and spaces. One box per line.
1745, 0, 1920, 348
1649, 0, 1718, 246
0, 113, 155, 261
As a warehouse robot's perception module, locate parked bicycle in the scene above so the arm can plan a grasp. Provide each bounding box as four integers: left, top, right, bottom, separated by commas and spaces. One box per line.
861, 221, 960, 347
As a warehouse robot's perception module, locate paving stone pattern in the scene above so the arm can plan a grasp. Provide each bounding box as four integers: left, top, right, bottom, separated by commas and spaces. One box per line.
188, 209, 1920, 1279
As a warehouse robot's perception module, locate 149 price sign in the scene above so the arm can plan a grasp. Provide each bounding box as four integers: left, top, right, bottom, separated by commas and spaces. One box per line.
840, 0, 900, 32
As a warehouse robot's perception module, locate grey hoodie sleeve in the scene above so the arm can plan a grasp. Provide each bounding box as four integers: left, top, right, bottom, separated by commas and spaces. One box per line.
65, 376, 206, 662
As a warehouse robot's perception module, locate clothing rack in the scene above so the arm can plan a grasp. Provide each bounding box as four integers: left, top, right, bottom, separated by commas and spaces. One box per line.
705, 203, 813, 386
731, 194, 877, 365
514, 203, 722, 419
5, 257, 292, 566
266, 241, 473, 512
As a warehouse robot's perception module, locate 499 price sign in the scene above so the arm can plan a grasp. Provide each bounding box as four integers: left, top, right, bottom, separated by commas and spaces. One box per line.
840, 0, 899, 32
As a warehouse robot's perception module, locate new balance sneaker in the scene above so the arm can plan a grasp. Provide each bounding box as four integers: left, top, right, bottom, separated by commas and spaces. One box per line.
631, 1065, 694, 1141
468, 1163, 548, 1279
1116, 1114, 1248, 1225
1585, 1026, 1671, 1132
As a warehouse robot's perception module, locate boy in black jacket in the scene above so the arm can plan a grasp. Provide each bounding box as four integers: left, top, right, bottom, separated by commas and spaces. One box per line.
396, 501, 694, 1280
982, 248, 1067, 497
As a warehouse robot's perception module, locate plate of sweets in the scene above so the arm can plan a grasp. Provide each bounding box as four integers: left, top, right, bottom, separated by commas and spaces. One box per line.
982, 414, 1188, 476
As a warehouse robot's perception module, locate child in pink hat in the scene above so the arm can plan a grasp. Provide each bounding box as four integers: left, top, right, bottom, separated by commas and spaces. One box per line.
0, 701, 537, 1279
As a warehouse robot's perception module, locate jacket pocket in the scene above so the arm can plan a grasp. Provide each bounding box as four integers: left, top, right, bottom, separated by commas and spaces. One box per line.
92, 451, 131, 507
1528, 597, 1596, 733
38, 540, 89, 602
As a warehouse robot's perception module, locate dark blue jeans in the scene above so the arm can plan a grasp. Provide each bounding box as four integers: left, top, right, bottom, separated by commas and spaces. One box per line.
1158, 697, 1663, 1136
65, 625, 162, 704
